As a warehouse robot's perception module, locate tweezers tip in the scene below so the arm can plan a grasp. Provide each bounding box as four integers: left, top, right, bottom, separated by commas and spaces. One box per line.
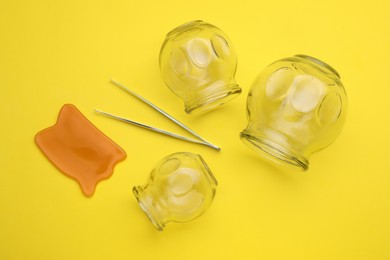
94, 109, 106, 115
213, 146, 222, 151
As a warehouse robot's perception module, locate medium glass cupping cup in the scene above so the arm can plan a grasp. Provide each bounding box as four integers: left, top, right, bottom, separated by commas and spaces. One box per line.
133, 152, 218, 231
159, 20, 241, 114
240, 55, 347, 171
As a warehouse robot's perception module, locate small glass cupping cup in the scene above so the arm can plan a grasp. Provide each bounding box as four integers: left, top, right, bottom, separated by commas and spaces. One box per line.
133, 152, 218, 231
160, 20, 241, 114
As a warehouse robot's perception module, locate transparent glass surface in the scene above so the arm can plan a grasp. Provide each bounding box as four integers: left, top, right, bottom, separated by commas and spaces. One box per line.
133, 152, 218, 231
160, 20, 241, 114
240, 55, 347, 171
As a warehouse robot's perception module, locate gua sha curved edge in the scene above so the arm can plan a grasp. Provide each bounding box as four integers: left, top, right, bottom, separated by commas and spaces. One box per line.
35, 104, 126, 197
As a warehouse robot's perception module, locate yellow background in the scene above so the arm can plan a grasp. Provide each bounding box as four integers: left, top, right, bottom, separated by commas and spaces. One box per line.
1, 0, 389, 259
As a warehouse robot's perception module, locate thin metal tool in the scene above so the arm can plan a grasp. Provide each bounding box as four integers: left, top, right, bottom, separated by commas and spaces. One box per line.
95, 109, 220, 150
110, 78, 220, 150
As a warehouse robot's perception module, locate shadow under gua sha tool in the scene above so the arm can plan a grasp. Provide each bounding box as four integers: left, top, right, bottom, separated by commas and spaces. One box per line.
95, 79, 220, 151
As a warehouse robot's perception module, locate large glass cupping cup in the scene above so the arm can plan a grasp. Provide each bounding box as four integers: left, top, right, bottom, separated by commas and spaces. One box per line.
133, 152, 218, 231
240, 55, 347, 171
159, 20, 241, 114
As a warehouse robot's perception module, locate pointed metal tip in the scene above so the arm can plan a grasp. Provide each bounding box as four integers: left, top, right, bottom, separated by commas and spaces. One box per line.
209, 145, 221, 151
94, 109, 110, 117
110, 77, 118, 84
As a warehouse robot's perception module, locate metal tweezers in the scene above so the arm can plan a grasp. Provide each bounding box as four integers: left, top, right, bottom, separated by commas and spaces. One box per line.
95, 79, 220, 151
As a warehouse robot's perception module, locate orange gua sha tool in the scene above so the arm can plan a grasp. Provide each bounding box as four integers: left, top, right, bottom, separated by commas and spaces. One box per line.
35, 104, 126, 197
